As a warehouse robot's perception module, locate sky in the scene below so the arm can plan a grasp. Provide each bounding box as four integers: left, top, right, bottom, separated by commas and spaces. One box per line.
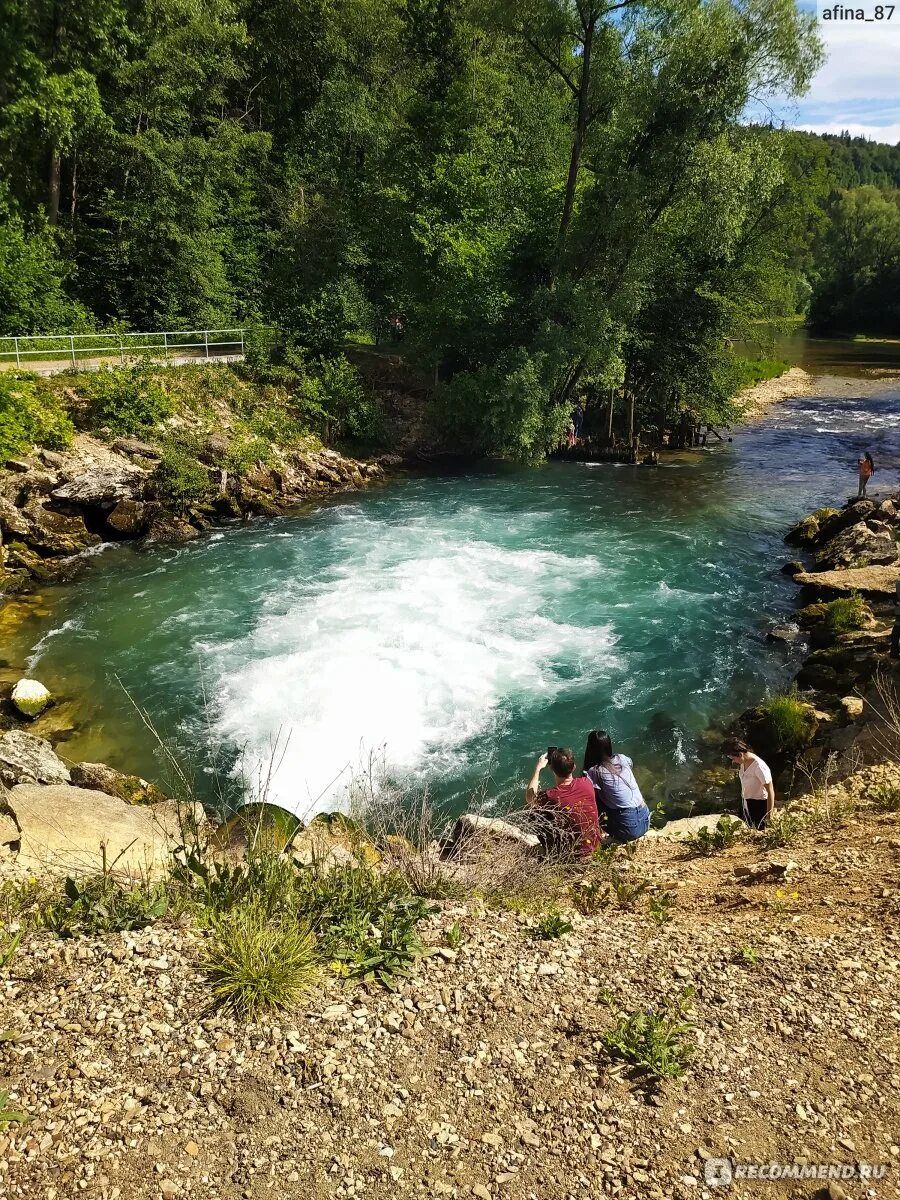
773, 3, 900, 144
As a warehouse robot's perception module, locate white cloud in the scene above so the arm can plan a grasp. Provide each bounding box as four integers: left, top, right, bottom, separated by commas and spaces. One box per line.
794, 120, 900, 142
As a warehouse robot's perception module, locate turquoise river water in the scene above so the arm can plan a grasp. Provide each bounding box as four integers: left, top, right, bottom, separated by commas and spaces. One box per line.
5, 357, 900, 820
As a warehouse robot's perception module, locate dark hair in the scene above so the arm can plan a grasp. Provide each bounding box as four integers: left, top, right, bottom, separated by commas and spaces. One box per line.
583, 729, 613, 772
865, 452, 875, 471
548, 747, 575, 778
722, 737, 749, 757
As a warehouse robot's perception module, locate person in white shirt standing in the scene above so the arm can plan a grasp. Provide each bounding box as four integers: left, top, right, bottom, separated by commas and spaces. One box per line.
722, 737, 775, 829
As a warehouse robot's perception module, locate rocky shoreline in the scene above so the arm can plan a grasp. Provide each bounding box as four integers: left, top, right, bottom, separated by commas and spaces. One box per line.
0, 429, 393, 599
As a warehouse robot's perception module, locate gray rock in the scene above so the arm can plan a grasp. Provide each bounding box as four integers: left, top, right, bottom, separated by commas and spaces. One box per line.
0, 730, 71, 787
111, 436, 161, 460
646, 814, 725, 841
816, 522, 899, 571
767, 624, 801, 643
816, 500, 876, 544
52, 466, 146, 508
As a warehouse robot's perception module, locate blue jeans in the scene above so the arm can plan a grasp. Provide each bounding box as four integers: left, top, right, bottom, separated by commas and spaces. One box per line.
604, 804, 650, 844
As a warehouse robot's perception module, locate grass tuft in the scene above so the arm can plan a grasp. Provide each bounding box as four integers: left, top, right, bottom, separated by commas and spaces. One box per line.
686, 815, 746, 856
204, 906, 318, 1017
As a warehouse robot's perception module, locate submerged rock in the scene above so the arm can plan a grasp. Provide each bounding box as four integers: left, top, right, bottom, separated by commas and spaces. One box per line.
0, 729, 70, 786
11, 678, 52, 718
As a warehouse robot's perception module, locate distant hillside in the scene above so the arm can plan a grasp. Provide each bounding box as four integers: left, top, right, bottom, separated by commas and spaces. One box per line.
793, 129, 900, 191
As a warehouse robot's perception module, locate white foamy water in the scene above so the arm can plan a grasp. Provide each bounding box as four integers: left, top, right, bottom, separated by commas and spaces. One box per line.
211, 534, 617, 817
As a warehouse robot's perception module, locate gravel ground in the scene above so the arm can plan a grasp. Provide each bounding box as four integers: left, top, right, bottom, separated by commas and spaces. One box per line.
2, 794, 899, 1200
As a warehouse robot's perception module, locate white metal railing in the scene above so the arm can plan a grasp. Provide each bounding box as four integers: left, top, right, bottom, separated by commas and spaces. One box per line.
0, 328, 247, 369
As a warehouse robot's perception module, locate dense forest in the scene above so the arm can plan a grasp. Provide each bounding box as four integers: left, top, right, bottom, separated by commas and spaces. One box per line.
0, 0, 898, 459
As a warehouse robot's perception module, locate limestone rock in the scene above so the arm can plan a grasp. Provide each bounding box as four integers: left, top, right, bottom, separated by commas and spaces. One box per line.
4, 783, 202, 878
70, 761, 167, 805
20, 499, 100, 555
145, 513, 200, 543
840, 696, 864, 720
111, 436, 161, 460
766, 624, 801, 643
52, 466, 146, 508
781, 560, 804, 577
815, 522, 899, 571
0, 496, 31, 539
793, 565, 900, 597
645, 814, 724, 841
443, 814, 540, 858
0, 730, 71, 786
11, 678, 52, 718
815, 500, 875, 544
106, 498, 149, 535
784, 514, 822, 547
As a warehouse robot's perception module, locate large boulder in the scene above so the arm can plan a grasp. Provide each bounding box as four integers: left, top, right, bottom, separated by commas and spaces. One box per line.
70, 760, 166, 805
0, 730, 70, 786
20, 499, 100, 555
106, 498, 150, 535
815, 522, 899, 571
11, 678, 52, 718
3, 783, 203, 878
815, 500, 875, 545
52, 466, 146, 509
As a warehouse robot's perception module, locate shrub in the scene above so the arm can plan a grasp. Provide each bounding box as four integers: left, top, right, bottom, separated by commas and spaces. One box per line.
81, 361, 173, 434
153, 442, 210, 511
602, 995, 695, 1080
204, 905, 317, 1017
43, 874, 169, 937
0, 371, 74, 459
760, 808, 806, 848
868, 782, 900, 812
686, 815, 746, 855
762, 691, 815, 754
822, 594, 869, 637
530, 910, 573, 940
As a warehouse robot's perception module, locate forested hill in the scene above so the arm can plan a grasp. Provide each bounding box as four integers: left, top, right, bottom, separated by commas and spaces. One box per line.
796, 130, 900, 190
0, 0, 897, 460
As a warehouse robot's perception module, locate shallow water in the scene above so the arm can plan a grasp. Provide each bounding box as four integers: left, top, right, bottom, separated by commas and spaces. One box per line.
6, 372, 900, 820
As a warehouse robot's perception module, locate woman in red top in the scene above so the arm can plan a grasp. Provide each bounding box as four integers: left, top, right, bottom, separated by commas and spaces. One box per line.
525, 747, 601, 857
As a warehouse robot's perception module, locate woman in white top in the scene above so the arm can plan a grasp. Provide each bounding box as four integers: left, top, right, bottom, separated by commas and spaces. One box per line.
723, 737, 775, 829
582, 730, 650, 843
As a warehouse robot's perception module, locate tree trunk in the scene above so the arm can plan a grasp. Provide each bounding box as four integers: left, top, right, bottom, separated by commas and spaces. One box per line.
552, 15, 594, 280
606, 389, 615, 443
48, 149, 61, 224
626, 391, 634, 446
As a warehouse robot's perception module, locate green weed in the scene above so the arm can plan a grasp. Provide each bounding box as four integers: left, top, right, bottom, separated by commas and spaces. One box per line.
530, 910, 574, 940
686, 816, 747, 856
762, 690, 815, 754
153, 441, 210, 511
738, 944, 760, 967
0, 929, 22, 970
445, 922, 466, 949
648, 892, 675, 926
43, 874, 169, 938
868, 782, 900, 812
0, 371, 74, 460
759, 808, 806, 848
603, 994, 695, 1081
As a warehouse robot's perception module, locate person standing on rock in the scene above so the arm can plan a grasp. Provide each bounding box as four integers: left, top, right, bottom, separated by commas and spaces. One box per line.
722, 737, 774, 829
525, 747, 601, 857
857, 452, 875, 498
582, 730, 651, 844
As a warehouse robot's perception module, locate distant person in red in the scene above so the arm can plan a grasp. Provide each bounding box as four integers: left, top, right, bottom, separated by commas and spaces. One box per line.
525, 746, 600, 857
857, 451, 875, 498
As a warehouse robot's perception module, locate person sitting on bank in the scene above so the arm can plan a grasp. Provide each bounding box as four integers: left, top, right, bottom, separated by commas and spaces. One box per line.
582, 730, 651, 844
525, 747, 601, 857
723, 736, 774, 829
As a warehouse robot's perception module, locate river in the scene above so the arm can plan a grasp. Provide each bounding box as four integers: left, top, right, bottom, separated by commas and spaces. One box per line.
5, 351, 900, 822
